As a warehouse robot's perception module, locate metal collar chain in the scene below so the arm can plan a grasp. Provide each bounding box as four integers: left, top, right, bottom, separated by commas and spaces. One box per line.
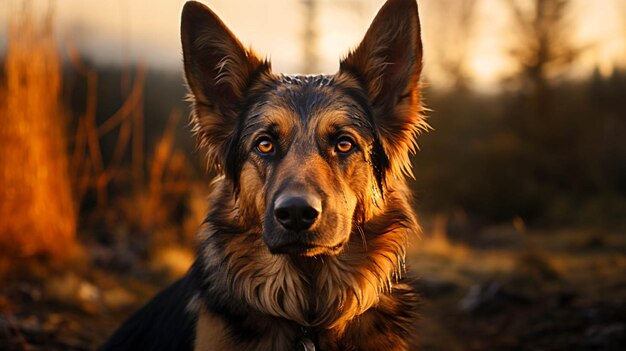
296, 326, 317, 351
297, 337, 316, 351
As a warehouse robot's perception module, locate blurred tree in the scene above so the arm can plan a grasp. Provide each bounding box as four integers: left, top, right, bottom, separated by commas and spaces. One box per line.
301, 0, 319, 73
502, 0, 589, 221
505, 0, 581, 133
426, 0, 478, 91
0, 4, 78, 266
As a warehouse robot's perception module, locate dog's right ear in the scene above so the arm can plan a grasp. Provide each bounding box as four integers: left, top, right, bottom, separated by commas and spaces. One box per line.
181, 1, 270, 171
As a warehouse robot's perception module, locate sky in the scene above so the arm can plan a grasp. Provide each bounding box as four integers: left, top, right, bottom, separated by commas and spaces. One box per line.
1, 0, 624, 91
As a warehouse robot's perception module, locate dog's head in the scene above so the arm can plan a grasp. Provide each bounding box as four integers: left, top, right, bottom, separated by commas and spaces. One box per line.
181, 0, 425, 258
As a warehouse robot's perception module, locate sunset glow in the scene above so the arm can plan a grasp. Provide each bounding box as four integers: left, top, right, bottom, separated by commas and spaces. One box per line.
0, 0, 624, 87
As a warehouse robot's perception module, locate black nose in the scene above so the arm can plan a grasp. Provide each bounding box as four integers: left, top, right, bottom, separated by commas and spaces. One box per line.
274, 194, 321, 232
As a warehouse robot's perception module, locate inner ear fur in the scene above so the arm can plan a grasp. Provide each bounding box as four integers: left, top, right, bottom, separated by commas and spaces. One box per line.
340, 0, 427, 179
181, 1, 270, 172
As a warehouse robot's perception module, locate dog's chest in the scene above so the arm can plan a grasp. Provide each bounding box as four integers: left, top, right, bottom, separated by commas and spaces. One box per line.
193, 288, 417, 351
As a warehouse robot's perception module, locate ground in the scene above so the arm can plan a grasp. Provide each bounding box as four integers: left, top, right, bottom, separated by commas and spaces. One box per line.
1, 225, 625, 350
411, 225, 626, 350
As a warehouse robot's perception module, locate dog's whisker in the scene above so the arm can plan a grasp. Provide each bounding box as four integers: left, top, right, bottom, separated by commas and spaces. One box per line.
357, 225, 368, 251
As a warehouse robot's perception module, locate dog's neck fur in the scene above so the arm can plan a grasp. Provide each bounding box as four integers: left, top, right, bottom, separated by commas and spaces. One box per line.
192, 176, 419, 350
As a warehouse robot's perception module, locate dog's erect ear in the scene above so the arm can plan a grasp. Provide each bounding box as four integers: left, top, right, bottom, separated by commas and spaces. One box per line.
340, 0, 426, 179
181, 1, 270, 172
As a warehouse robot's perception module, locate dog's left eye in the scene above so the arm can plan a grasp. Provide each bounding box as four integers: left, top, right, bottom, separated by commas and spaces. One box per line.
335, 137, 354, 154
255, 137, 275, 154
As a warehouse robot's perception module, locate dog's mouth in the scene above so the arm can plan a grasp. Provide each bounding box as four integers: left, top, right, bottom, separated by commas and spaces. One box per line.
267, 240, 346, 257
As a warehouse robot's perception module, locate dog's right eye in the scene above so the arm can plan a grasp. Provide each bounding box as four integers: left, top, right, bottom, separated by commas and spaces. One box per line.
255, 137, 275, 155
335, 136, 354, 154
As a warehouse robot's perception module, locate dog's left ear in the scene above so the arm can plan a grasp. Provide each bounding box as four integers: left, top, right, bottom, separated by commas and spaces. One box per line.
340, 0, 426, 178
181, 1, 270, 173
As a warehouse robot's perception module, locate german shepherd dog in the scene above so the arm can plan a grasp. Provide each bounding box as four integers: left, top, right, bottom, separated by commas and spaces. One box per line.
101, 0, 426, 349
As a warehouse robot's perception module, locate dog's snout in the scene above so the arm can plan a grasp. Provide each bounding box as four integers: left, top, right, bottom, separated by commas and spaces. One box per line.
274, 194, 321, 232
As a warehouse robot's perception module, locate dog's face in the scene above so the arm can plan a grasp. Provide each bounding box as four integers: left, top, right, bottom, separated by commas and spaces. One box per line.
181, 0, 425, 257
236, 75, 378, 257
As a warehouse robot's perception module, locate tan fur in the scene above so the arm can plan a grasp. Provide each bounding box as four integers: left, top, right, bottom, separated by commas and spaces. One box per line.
194, 311, 232, 351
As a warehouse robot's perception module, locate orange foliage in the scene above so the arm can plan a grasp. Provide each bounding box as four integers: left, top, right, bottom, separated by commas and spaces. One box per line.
0, 6, 77, 264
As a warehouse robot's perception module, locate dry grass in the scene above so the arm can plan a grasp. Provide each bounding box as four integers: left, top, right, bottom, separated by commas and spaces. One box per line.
0, 4, 78, 268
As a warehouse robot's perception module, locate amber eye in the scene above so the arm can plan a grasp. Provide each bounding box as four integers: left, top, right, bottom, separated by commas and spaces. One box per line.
256, 138, 274, 154
335, 137, 354, 154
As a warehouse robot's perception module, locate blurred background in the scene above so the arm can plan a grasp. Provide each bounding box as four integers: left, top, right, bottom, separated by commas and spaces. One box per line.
0, 0, 625, 349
